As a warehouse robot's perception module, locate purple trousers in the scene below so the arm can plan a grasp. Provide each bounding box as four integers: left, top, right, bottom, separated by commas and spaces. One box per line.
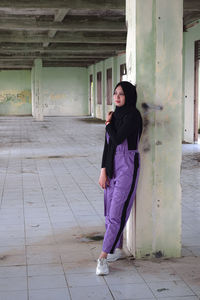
102, 138, 140, 254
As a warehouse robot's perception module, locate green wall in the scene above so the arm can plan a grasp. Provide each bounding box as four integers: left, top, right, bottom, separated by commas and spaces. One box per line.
0, 70, 31, 115
88, 54, 126, 120
41, 67, 88, 116
183, 20, 200, 142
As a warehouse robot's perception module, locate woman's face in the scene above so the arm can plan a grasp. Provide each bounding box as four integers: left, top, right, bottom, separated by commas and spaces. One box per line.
113, 85, 125, 107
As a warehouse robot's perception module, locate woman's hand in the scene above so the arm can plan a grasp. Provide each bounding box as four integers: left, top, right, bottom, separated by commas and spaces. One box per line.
99, 168, 109, 189
106, 111, 113, 123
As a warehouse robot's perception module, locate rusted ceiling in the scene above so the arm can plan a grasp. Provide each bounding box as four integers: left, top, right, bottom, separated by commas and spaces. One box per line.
0, 0, 199, 69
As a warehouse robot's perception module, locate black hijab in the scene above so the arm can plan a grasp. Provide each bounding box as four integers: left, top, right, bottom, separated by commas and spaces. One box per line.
106, 81, 139, 178
114, 81, 137, 116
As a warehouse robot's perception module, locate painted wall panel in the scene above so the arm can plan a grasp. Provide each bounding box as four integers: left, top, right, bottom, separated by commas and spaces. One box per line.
0, 70, 31, 115
41, 67, 88, 116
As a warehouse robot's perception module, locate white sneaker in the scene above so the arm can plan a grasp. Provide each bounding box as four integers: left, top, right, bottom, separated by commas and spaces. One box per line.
107, 248, 126, 262
96, 258, 109, 275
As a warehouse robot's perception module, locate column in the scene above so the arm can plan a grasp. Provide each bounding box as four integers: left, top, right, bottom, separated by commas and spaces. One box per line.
31, 66, 35, 117
126, 0, 183, 258
32, 59, 43, 121
102, 61, 106, 120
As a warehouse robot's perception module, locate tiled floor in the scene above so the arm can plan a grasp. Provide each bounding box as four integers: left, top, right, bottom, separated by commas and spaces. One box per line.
0, 116, 199, 300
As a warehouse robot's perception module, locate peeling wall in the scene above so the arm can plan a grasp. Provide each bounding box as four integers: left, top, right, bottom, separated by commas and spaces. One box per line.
0, 70, 31, 115
41, 67, 88, 116
183, 20, 200, 142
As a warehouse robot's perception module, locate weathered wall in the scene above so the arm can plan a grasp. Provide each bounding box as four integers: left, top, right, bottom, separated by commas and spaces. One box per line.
41, 67, 88, 116
95, 61, 104, 119
199, 67, 200, 129
0, 70, 31, 115
126, 0, 183, 258
183, 20, 200, 142
88, 54, 126, 120
104, 58, 113, 118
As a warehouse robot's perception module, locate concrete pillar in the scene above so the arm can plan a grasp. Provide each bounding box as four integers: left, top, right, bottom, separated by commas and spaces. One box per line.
102, 61, 106, 120
126, 0, 183, 258
32, 59, 43, 121
112, 56, 118, 111
31, 66, 35, 117
93, 65, 96, 118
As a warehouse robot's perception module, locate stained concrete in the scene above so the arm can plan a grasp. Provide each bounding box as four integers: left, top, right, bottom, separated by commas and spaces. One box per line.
126, 0, 183, 258
0, 116, 200, 300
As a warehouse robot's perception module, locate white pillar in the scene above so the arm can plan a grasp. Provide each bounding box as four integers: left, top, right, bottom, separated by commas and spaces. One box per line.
32, 59, 43, 121
126, 0, 183, 258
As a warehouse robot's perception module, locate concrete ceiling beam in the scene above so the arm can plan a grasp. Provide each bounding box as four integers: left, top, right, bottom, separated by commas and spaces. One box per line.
183, 0, 200, 24
0, 67, 31, 69
0, 0, 124, 10
0, 54, 108, 59
44, 8, 71, 47
0, 34, 126, 44
0, 18, 126, 32
184, 0, 200, 10
0, 44, 125, 52
0, 8, 124, 17
43, 62, 92, 67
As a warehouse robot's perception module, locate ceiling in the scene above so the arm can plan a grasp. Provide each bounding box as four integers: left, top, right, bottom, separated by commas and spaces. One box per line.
183, 0, 200, 27
0, 0, 199, 70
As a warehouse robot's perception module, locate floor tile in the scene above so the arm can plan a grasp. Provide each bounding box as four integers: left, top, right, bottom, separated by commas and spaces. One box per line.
29, 288, 70, 300
148, 280, 195, 298
0, 266, 26, 278
63, 260, 97, 274
26, 245, 60, 265
136, 261, 181, 282
70, 285, 113, 300
0, 276, 27, 291
0, 117, 200, 300
109, 283, 155, 299
28, 275, 67, 290
105, 270, 144, 285
27, 263, 64, 276
0, 254, 26, 267
66, 272, 105, 287
157, 297, 199, 300
0, 290, 28, 300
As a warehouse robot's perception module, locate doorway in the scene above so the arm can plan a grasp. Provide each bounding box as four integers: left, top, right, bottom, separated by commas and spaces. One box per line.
89, 74, 93, 116
194, 40, 200, 142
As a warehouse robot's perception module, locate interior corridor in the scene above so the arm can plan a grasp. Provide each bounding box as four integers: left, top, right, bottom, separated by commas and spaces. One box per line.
0, 116, 200, 300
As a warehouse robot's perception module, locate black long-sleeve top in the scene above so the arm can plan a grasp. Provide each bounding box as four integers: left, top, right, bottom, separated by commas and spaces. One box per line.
101, 110, 142, 168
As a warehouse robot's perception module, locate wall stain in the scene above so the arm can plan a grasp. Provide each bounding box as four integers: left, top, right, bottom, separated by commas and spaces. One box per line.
142, 102, 163, 112
0, 255, 8, 260
141, 102, 164, 152
0, 90, 31, 105
153, 250, 163, 258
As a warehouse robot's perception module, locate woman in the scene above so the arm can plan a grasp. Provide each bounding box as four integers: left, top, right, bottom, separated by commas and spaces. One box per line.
96, 81, 143, 276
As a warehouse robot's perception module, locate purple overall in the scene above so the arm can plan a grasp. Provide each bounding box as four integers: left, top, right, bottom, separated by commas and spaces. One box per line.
102, 134, 140, 254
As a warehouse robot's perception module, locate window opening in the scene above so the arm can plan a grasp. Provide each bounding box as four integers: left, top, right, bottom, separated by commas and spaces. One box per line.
97, 71, 102, 105
106, 68, 112, 105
